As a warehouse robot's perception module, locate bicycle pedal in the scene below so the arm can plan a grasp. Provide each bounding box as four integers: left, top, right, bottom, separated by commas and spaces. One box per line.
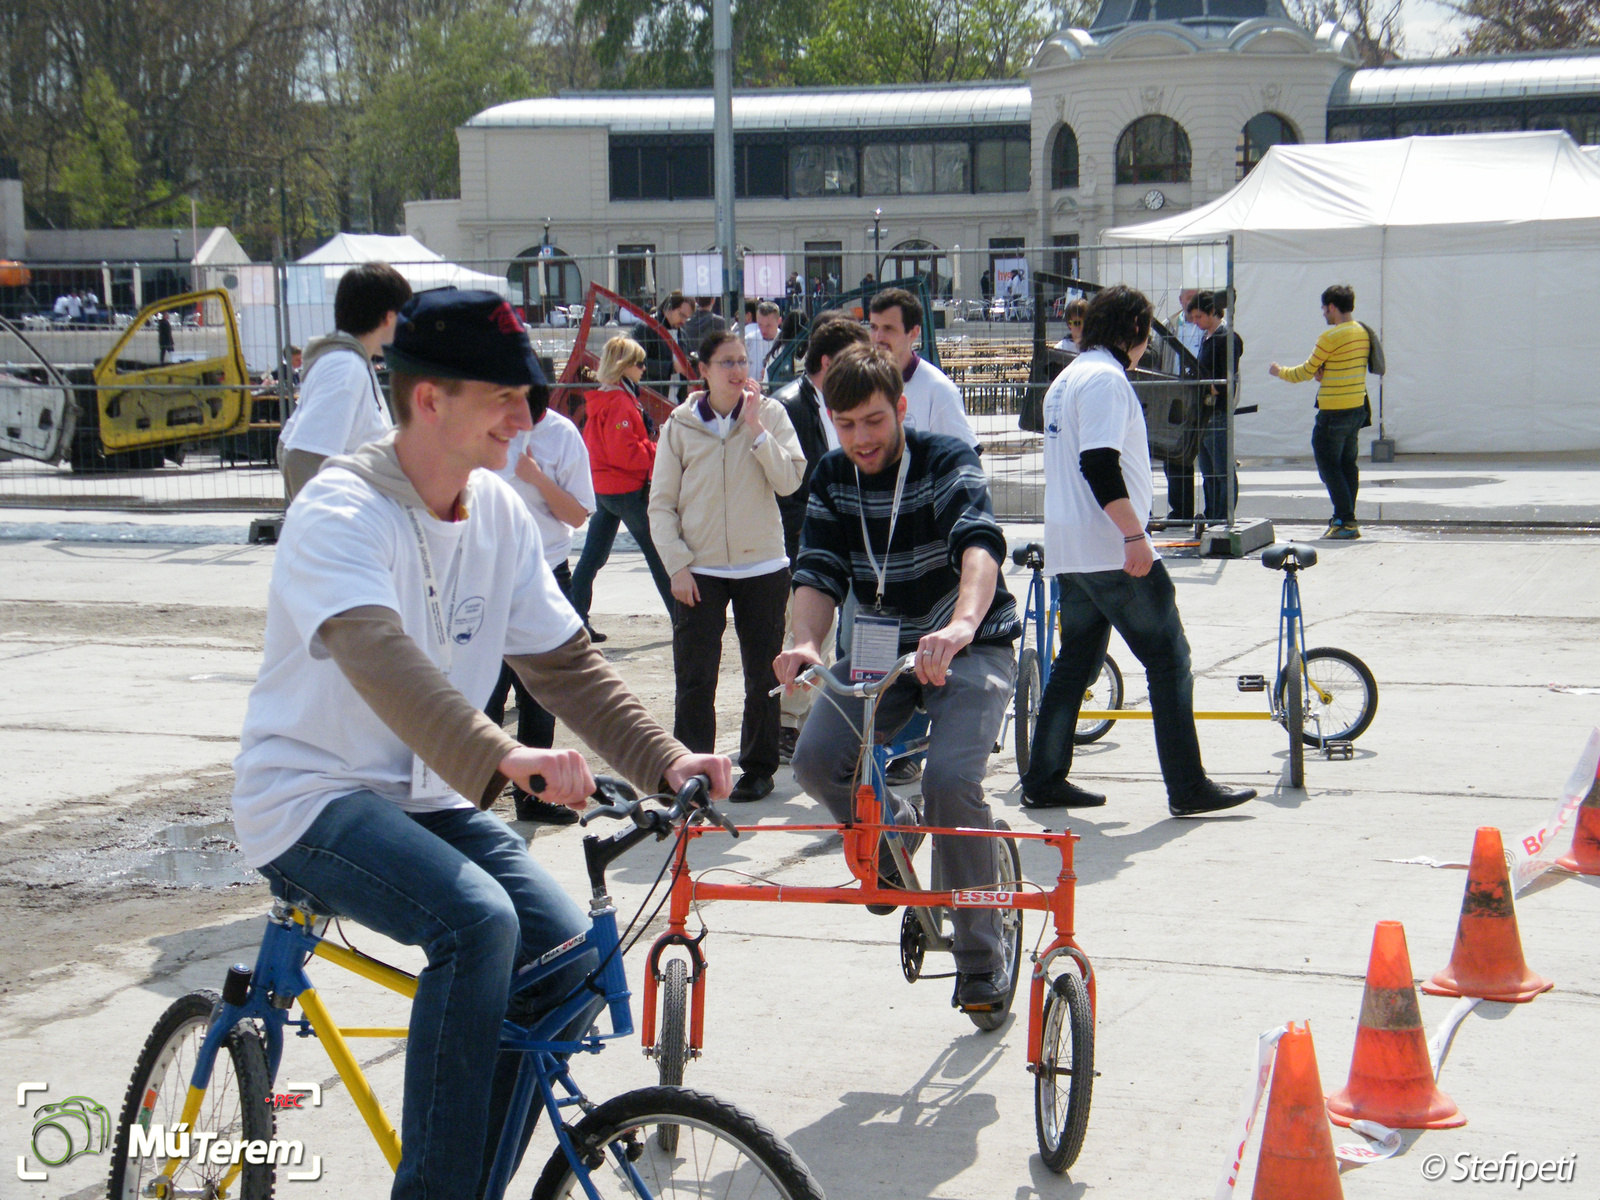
1323, 739, 1354, 760
1236, 674, 1267, 692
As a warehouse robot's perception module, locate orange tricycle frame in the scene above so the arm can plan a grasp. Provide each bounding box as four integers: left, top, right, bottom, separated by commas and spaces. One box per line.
638, 784, 1095, 1077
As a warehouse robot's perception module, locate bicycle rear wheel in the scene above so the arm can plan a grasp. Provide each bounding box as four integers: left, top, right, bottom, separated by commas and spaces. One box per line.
531, 1086, 825, 1200
107, 990, 274, 1200
967, 820, 1024, 1033
1285, 646, 1305, 789
1014, 648, 1041, 774
1276, 647, 1378, 745
1035, 971, 1094, 1173
654, 958, 690, 1152
1074, 656, 1123, 745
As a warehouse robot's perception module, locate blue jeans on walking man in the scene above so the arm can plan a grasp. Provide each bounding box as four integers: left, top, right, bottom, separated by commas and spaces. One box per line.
1311, 405, 1366, 524
259, 792, 595, 1200
1020, 563, 1207, 803
1195, 408, 1235, 521
569, 486, 676, 619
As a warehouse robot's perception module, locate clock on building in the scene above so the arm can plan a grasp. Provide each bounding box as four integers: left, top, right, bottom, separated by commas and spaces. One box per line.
1142, 189, 1166, 210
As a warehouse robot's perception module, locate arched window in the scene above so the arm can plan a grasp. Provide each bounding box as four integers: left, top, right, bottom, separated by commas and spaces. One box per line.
1050, 125, 1080, 190
509, 244, 584, 320
1115, 115, 1192, 185
1237, 112, 1299, 178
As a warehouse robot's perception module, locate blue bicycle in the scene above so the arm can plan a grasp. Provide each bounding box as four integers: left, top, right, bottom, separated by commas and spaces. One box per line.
107, 776, 825, 1200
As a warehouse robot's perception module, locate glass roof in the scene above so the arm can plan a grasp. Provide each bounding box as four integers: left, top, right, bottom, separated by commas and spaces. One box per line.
468, 85, 1032, 133
1089, 0, 1290, 36
1330, 52, 1600, 108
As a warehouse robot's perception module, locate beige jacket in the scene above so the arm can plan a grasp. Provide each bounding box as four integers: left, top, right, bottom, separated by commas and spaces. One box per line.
648, 395, 806, 577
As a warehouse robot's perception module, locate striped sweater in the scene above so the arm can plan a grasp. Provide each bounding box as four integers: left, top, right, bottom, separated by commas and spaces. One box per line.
1279, 320, 1370, 410
793, 429, 1019, 652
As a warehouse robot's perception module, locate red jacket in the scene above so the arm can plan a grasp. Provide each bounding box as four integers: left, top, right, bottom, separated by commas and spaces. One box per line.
583, 385, 657, 494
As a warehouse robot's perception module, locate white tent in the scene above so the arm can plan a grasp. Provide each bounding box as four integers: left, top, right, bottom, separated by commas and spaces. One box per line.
1103, 132, 1600, 456
296, 233, 511, 294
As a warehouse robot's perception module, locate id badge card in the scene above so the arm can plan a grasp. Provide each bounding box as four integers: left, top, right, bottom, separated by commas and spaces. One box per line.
410, 755, 457, 804
850, 613, 902, 682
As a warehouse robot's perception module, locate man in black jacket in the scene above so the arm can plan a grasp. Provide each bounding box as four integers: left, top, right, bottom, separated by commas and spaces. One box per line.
632, 292, 693, 398
1189, 291, 1244, 521
775, 316, 870, 757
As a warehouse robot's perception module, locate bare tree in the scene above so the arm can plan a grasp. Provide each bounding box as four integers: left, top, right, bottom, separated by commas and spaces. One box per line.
1286, 0, 1404, 64
1444, 0, 1599, 53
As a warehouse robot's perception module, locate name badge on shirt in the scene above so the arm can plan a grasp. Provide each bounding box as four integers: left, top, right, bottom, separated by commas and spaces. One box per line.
410, 756, 457, 804
850, 613, 901, 682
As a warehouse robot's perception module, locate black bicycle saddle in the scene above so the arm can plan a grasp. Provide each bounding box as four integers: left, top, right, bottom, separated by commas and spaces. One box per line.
1011, 541, 1046, 568
1262, 543, 1318, 571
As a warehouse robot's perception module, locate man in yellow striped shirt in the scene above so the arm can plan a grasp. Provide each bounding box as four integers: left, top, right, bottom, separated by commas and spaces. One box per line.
1269, 285, 1369, 539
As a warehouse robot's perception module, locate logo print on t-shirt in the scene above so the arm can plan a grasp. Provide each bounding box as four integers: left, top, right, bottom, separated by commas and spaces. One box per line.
451, 596, 485, 644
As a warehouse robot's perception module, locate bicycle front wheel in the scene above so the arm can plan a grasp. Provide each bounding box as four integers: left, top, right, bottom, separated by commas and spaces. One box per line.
1014, 647, 1041, 774
1285, 646, 1305, 789
1276, 646, 1378, 745
1074, 656, 1123, 745
531, 1086, 825, 1200
967, 820, 1024, 1033
1035, 971, 1094, 1173
654, 958, 690, 1151
107, 990, 274, 1200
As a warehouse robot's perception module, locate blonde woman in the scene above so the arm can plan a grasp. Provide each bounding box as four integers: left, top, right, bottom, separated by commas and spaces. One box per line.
570, 336, 676, 633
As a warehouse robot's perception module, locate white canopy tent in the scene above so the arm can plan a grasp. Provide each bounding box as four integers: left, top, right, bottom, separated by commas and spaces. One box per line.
1103, 132, 1600, 455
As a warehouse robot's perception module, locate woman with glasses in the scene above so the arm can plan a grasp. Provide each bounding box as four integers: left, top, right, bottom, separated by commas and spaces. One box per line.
1055, 295, 1088, 352
648, 331, 807, 803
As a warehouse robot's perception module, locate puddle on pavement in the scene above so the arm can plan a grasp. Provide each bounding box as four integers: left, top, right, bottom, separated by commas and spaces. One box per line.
1367, 475, 1498, 490
117, 821, 259, 887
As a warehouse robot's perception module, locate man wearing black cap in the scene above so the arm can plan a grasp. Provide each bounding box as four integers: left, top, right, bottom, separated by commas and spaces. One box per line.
231, 289, 733, 1200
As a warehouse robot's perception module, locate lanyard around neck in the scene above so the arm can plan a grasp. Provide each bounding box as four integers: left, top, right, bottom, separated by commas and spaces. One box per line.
856, 447, 912, 610
404, 506, 466, 672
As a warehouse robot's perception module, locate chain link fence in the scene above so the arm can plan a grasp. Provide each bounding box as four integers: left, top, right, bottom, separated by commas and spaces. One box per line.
0, 239, 1235, 522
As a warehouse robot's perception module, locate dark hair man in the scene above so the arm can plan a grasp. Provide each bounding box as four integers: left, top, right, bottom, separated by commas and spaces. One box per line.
1021, 285, 1257, 818
773, 315, 871, 757
681, 295, 726, 356
233, 289, 731, 1200
867, 288, 978, 449
775, 343, 1020, 1014
632, 291, 694, 396
1186, 291, 1245, 521
278, 262, 413, 502
1269, 284, 1370, 538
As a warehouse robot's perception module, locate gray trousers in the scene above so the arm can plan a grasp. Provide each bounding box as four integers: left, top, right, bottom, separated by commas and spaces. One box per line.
791, 643, 1016, 973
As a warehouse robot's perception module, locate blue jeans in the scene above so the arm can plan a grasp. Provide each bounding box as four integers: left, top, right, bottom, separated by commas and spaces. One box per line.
259, 792, 592, 1200
1195, 409, 1234, 521
1020, 563, 1207, 801
569, 486, 675, 618
1311, 406, 1365, 523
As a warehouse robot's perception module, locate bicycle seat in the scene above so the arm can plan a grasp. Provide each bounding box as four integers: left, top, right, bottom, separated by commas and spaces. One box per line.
1010, 541, 1046, 568
1261, 543, 1318, 571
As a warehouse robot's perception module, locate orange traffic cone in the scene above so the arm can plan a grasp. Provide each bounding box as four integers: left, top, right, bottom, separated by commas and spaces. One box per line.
1327, 921, 1464, 1128
1423, 827, 1553, 1003
1556, 768, 1600, 876
1251, 1022, 1343, 1200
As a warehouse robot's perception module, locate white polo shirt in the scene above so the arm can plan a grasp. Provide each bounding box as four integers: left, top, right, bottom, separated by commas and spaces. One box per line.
901, 355, 978, 448
495, 409, 594, 567
1042, 347, 1158, 575
279, 347, 392, 459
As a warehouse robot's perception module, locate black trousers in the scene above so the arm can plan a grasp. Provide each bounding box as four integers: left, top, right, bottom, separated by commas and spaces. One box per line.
486, 561, 570, 794
671, 568, 789, 778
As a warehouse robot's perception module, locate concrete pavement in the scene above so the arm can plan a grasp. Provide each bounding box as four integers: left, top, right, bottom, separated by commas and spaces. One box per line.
0, 504, 1597, 1199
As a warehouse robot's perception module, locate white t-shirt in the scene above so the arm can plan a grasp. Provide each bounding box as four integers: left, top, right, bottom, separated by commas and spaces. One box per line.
495, 410, 594, 566
279, 347, 393, 459
902, 357, 978, 448
1042, 347, 1158, 575
231, 465, 581, 867
744, 328, 778, 380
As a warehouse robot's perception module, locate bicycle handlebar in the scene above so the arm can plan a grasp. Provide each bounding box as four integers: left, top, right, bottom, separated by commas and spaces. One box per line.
783, 651, 919, 700
579, 773, 739, 840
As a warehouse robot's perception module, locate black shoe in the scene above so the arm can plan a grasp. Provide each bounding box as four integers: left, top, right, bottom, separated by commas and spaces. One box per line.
866, 816, 921, 915
1168, 779, 1257, 818
728, 773, 774, 803
885, 757, 923, 785
584, 621, 608, 644
514, 792, 581, 825
1021, 778, 1106, 809
954, 965, 1012, 1011
778, 727, 798, 765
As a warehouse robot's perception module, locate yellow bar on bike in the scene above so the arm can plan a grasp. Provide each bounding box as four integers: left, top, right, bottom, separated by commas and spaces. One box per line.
297, 988, 402, 1171
313, 940, 418, 998
338, 1027, 411, 1038
1079, 710, 1274, 721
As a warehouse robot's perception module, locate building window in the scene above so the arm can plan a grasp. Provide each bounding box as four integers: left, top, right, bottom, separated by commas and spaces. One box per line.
1050, 125, 1080, 190
976, 138, 1030, 193
882, 239, 951, 297
670, 144, 711, 199
1237, 112, 1298, 179
1051, 234, 1079, 278
790, 144, 858, 197
1115, 115, 1192, 184
616, 244, 655, 305
934, 143, 971, 193
803, 241, 843, 297
738, 143, 786, 198
862, 144, 900, 196
509, 246, 583, 312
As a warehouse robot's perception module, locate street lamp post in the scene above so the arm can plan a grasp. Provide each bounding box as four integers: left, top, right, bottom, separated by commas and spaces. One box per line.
871, 208, 883, 281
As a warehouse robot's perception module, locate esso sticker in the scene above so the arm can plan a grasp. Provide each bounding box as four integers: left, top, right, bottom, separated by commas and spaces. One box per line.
952, 890, 1017, 907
